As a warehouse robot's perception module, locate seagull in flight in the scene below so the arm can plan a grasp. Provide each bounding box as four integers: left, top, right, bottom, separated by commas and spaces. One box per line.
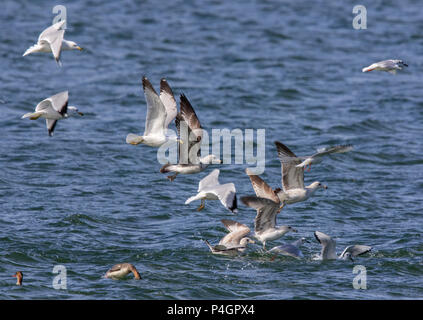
126, 77, 181, 147
23, 20, 82, 66
185, 169, 238, 213
160, 93, 221, 181
277, 144, 353, 172
204, 219, 255, 255
21, 91, 83, 136
362, 59, 408, 74
274, 141, 328, 205
241, 195, 297, 250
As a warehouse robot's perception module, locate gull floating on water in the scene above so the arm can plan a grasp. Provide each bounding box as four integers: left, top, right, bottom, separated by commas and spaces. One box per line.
268, 237, 309, 259
241, 194, 297, 250
12, 271, 23, 286
21, 91, 83, 136
204, 219, 255, 255
185, 169, 238, 213
126, 77, 181, 147
362, 59, 408, 74
160, 93, 221, 181
104, 263, 141, 280
277, 144, 353, 172
23, 20, 82, 66
274, 141, 327, 205
313, 231, 372, 261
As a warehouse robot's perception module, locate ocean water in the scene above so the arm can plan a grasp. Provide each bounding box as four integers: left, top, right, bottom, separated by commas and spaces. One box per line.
0, 0, 422, 299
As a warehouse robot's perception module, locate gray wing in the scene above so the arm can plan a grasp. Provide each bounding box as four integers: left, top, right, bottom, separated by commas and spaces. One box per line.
269, 244, 303, 259
198, 169, 220, 191
160, 78, 177, 129
311, 144, 353, 158
314, 231, 337, 260
46, 119, 58, 136
241, 196, 279, 233
275, 141, 304, 191
48, 91, 68, 115
208, 183, 238, 213
177, 94, 203, 161
339, 245, 372, 259
38, 20, 66, 63
219, 219, 250, 246
245, 169, 280, 203
142, 77, 167, 136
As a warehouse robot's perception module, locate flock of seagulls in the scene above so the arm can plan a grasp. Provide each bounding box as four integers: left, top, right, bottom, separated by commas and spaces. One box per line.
15, 19, 409, 284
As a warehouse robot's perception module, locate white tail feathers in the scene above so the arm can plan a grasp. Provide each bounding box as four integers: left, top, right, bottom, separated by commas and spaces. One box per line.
126, 133, 143, 145
184, 195, 199, 205
21, 111, 44, 120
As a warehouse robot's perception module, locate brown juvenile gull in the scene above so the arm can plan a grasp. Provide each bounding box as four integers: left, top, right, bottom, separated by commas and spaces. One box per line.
104, 263, 141, 280
204, 219, 255, 256
23, 20, 82, 66
160, 93, 221, 181
185, 169, 237, 213
241, 195, 297, 250
313, 231, 372, 261
21, 91, 83, 136
274, 141, 327, 205
362, 59, 408, 74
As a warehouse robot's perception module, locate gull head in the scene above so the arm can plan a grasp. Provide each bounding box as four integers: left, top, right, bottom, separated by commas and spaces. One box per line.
240, 237, 255, 246
65, 40, 83, 51
397, 60, 408, 68
280, 226, 297, 235
66, 106, 84, 117
309, 181, 328, 190
298, 237, 310, 244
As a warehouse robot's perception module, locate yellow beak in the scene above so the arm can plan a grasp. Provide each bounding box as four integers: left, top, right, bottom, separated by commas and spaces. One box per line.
76, 46, 83, 51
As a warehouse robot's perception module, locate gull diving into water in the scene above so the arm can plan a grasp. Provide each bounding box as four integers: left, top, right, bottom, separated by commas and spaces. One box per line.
21, 91, 83, 136
277, 144, 353, 172
204, 219, 255, 255
362, 59, 408, 74
23, 20, 83, 66
104, 263, 141, 280
313, 231, 372, 261
185, 169, 238, 213
274, 141, 328, 205
241, 195, 297, 250
126, 77, 180, 147
268, 237, 309, 259
160, 93, 221, 181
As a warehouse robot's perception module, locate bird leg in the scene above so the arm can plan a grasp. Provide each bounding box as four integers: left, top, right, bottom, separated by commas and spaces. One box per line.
167, 173, 178, 182
307, 164, 311, 172
277, 201, 286, 213
197, 199, 205, 211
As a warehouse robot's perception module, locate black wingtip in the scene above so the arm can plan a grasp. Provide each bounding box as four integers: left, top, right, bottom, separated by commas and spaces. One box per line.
314, 231, 321, 244
229, 195, 238, 213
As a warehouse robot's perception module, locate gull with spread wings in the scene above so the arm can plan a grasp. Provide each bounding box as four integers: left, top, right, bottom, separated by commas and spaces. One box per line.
126, 77, 181, 147
21, 91, 83, 136
204, 219, 255, 256
277, 144, 353, 172
274, 141, 327, 205
160, 93, 221, 181
23, 20, 82, 66
185, 169, 237, 213
313, 231, 372, 261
